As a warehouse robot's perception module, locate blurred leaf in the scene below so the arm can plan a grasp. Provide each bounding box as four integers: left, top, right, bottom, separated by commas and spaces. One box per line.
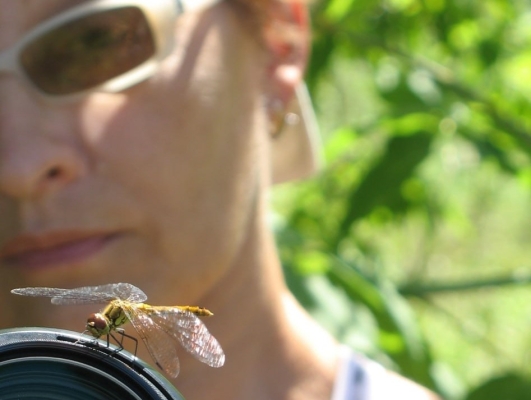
337, 130, 433, 243
294, 250, 330, 274
324, 0, 357, 22
465, 373, 531, 400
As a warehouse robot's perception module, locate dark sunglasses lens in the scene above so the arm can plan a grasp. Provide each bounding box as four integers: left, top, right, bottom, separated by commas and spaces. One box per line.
20, 7, 156, 95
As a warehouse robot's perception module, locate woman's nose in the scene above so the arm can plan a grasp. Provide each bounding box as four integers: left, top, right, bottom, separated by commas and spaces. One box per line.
0, 140, 85, 199
0, 81, 86, 200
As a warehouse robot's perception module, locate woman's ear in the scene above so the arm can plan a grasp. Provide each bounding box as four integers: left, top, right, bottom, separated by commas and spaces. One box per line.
263, 1, 310, 115
260, 2, 320, 185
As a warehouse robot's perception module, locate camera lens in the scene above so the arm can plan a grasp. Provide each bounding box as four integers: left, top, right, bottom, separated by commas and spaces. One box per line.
0, 328, 184, 400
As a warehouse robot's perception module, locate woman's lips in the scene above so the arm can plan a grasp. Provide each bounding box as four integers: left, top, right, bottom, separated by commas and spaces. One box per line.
0, 232, 119, 269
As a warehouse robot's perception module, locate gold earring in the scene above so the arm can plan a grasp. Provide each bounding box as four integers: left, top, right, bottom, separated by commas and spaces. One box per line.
267, 98, 300, 138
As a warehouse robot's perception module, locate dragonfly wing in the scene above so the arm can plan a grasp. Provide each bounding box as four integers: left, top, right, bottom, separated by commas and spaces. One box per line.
12, 287, 71, 297
95, 283, 148, 303
11, 283, 147, 305
11, 287, 111, 305
149, 307, 225, 368
121, 304, 181, 378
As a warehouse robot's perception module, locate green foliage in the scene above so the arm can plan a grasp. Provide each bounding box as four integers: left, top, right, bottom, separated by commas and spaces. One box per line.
465, 374, 531, 400
273, 0, 531, 399
337, 130, 434, 242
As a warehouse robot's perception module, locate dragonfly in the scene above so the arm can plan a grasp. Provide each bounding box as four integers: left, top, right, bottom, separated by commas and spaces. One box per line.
11, 282, 225, 378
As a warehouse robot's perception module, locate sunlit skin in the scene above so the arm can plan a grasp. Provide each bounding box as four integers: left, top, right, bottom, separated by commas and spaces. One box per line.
0, 1, 440, 399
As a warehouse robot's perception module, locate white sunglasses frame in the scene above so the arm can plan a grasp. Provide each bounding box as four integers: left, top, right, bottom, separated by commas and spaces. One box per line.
0, 0, 221, 102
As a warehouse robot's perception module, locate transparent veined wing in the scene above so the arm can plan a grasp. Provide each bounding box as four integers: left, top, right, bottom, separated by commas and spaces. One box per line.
11, 283, 147, 305
118, 302, 182, 378
121, 302, 225, 374
161, 308, 225, 368
95, 283, 148, 303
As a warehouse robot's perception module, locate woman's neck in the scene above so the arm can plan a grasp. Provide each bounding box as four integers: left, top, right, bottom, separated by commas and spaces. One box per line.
172, 221, 340, 399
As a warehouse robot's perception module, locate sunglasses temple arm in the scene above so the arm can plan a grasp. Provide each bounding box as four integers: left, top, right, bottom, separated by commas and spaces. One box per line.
177, 0, 222, 14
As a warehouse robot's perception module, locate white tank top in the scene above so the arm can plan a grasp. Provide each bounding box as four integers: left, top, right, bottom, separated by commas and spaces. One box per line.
331, 347, 388, 400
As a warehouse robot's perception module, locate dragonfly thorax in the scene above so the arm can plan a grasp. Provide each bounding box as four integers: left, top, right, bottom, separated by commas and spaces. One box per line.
104, 303, 129, 329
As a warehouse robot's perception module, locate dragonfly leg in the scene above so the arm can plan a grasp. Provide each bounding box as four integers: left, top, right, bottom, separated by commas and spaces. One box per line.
109, 328, 139, 358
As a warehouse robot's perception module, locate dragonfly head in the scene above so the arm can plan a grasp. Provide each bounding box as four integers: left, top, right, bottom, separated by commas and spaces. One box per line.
86, 312, 111, 338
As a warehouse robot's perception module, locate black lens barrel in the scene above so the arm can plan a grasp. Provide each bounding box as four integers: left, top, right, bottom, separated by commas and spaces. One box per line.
0, 328, 184, 400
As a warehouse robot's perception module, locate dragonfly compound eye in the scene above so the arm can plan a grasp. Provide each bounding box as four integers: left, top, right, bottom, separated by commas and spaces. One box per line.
86, 312, 110, 337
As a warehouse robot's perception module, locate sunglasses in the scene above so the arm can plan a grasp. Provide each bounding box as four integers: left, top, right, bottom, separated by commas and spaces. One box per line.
0, 0, 221, 101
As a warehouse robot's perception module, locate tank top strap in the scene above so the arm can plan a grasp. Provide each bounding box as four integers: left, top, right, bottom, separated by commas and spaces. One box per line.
331, 346, 387, 400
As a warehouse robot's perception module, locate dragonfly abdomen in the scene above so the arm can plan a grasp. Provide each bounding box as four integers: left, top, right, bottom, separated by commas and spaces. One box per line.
175, 305, 213, 317
141, 304, 214, 317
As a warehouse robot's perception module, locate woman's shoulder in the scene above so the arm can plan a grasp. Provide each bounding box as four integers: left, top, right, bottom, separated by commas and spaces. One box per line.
332, 347, 441, 400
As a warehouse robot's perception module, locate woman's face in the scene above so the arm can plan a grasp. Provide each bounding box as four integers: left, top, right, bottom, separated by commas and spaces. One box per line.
0, 0, 270, 304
